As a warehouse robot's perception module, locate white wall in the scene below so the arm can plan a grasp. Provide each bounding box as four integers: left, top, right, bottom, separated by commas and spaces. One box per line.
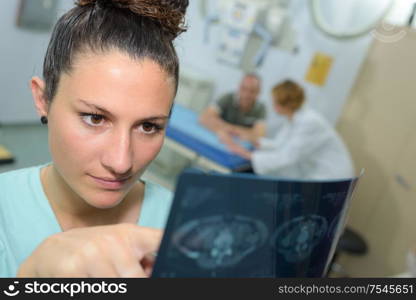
386, 0, 416, 26
1, 0, 414, 126
175, 0, 377, 132
174, 0, 416, 133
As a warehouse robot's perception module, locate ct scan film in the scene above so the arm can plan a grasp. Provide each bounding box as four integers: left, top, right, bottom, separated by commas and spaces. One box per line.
152, 169, 360, 278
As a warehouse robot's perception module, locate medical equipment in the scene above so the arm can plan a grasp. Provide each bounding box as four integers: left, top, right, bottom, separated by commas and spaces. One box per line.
200, 0, 297, 71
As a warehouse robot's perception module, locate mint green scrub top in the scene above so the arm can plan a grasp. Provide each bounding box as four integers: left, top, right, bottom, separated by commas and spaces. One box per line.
0, 165, 172, 277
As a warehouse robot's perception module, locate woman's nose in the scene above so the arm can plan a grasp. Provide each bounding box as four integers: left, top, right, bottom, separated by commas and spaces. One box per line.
101, 130, 133, 176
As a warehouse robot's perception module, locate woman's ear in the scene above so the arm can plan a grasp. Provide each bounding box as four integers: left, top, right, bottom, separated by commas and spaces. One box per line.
30, 77, 49, 117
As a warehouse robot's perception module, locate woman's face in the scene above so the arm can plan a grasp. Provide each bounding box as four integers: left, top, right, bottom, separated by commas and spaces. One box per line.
43, 51, 175, 208
274, 101, 291, 117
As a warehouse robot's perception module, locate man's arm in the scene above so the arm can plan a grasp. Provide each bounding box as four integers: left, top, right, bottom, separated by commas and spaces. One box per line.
199, 107, 266, 144
228, 102, 266, 143
230, 121, 265, 144
199, 106, 234, 133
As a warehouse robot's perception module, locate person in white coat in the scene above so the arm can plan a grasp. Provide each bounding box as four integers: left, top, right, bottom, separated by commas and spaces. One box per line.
224, 80, 355, 180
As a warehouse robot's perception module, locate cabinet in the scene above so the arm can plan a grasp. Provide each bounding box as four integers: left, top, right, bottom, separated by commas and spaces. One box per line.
336, 27, 416, 276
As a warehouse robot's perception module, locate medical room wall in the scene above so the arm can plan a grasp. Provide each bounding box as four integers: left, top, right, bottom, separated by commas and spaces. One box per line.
174, 0, 375, 131
0, 0, 73, 124
1, 0, 373, 128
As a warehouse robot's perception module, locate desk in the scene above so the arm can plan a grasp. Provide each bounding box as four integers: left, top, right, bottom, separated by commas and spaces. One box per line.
166, 104, 251, 173
0, 145, 14, 165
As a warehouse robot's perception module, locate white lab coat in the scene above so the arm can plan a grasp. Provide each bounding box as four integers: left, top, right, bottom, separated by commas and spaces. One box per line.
252, 108, 355, 180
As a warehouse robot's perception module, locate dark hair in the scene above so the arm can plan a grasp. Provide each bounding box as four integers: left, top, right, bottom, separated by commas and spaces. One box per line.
43, 0, 188, 102
272, 80, 305, 111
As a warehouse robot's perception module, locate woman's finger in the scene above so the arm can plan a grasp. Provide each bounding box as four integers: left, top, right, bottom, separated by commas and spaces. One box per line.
110, 241, 148, 278
127, 226, 163, 257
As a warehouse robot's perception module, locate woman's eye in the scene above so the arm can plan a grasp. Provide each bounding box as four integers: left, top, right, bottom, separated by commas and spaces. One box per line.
140, 122, 161, 134
81, 114, 105, 126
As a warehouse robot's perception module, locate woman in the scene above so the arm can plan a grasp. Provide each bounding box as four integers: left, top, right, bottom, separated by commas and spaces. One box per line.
0, 0, 188, 277
226, 80, 355, 180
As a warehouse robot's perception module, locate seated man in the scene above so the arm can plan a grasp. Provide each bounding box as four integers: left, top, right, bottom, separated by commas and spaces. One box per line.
224, 80, 355, 180
199, 73, 266, 143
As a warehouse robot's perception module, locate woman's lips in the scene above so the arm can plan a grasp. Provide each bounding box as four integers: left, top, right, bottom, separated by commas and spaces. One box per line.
89, 174, 131, 190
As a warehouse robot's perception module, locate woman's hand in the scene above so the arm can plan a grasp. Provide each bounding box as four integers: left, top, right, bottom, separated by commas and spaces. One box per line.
217, 130, 234, 147
217, 129, 253, 160
17, 224, 162, 278
227, 142, 252, 160
253, 140, 260, 149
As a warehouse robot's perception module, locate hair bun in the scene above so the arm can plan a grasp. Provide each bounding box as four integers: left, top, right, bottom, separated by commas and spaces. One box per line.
76, 0, 188, 38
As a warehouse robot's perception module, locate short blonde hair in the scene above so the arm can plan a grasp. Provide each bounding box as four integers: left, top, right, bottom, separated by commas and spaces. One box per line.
272, 80, 305, 112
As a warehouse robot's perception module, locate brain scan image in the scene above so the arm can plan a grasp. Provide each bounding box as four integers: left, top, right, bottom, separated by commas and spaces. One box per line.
272, 215, 328, 263
172, 215, 269, 269
151, 170, 360, 277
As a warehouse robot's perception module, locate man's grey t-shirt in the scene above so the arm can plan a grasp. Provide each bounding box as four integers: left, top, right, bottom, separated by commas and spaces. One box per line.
215, 93, 265, 128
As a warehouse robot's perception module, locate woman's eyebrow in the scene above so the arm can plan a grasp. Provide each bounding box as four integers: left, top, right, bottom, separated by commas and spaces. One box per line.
78, 99, 112, 116
77, 99, 169, 122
